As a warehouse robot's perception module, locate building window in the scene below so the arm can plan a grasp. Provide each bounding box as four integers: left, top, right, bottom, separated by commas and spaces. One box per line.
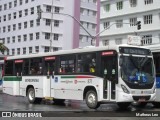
103, 40, 109, 46
13, 24, 16, 31
144, 14, 152, 24
31, 7, 34, 14
46, 19, 51, 26
17, 48, 20, 55
130, 0, 137, 7
141, 35, 152, 45
35, 46, 39, 53
24, 21, 27, 28
30, 33, 33, 40
8, 25, 11, 32
23, 34, 27, 41
12, 49, 15, 55
53, 47, 58, 51
3, 27, 6, 33
44, 47, 50, 52
55, 7, 60, 13
23, 47, 26, 54
19, 0, 23, 5
115, 38, 122, 45
8, 14, 11, 20
54, 34, 59, 40
92, 24, 96, 30
30, 20, 34, 27
19, 11, 22, 17
36, 32, 40, 40
36, 19, 40, 26
12, 36, 15, 43
13, 12, 16, 19
14, 0, 17, 7
24, 9, 28, 16
7, 49, 10, 55
144, 0, 153, 5
130, 17, 137, 26
18, 35, 21, 42
45, 33, 50, 39
103, 21, 110, 29
7, 37, 10, 44
46, 5, 51, 12
104, 4, 110, 12
3, 15, 6, 21
18, 23, 22, 30
4, 4, 7, 10
54, 20, 59, 27
117, 1, 123, 10
0, 5, 2, 11
80, 8, 84, 15
116, 20, 123, 28
25, 0, 28, 3
9, 2, 12, 9
29, 47, 32, 53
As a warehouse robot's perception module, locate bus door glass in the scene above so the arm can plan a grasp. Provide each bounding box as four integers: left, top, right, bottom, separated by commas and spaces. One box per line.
15, 60, 23, 76
101, 51, 117, 101
44, 56, 56, 78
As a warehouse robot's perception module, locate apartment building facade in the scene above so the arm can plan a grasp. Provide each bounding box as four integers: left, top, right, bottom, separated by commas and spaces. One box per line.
0, 0, 100, 55
100, 0, 160, 46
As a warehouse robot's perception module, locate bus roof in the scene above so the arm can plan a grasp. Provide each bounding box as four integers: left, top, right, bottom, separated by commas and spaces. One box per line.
6, 44, 148, 60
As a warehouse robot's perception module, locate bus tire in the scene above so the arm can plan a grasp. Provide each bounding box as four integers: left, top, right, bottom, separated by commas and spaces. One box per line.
27, 87, 42, 104
152, 102, 160, 108
85, 90, 100, 109
53, 99, 65, 104
117, 102, 130, 110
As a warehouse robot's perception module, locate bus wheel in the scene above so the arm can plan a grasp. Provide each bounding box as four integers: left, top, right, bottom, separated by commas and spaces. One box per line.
53, 99, 65, 104
152, 102, 160, 108
27, 87, 42, 104
85, 90, 100, 109
117, 102, 130, 110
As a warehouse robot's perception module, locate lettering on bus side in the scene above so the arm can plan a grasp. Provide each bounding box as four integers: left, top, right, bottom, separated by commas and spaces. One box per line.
25, 79, 39, 82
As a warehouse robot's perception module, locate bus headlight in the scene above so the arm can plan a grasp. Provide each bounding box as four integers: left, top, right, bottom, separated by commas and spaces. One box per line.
121, 84, 130, 94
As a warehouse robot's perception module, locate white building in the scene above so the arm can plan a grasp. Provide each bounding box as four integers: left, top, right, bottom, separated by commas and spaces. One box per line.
100, 0, 160, 46
0, 0, 100, 55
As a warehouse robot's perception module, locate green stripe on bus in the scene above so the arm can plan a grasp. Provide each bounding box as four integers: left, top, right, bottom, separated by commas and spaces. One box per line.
61, 76, 76, 79
3, 76, 22, 81
61, 76, 95, 79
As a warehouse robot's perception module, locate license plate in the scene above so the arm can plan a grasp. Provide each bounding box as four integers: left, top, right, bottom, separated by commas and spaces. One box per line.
138, 98, 145, 102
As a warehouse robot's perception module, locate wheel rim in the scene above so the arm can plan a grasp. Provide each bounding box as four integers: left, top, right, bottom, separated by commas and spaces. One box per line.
88, 93, 96, 105
29, 90, 34, 101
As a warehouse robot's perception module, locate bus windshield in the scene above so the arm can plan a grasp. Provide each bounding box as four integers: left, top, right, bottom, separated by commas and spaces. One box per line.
120, 55, 154, 86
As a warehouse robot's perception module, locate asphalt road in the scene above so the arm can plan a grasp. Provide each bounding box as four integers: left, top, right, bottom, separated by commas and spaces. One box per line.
0, 92, 160, 120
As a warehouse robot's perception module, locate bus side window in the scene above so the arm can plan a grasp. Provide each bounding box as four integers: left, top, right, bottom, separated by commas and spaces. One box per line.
77, 53, 96, 73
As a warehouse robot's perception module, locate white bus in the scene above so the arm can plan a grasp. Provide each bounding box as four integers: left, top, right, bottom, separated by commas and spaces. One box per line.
146, 44, 160, 108
2, 45, 156, 109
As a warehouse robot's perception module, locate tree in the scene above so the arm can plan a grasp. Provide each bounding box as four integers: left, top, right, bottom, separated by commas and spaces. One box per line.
0, 43, 8, 53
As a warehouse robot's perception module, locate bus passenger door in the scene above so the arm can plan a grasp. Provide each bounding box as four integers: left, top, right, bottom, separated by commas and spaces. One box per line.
44, 57, 56, 97
101, 52, 117, 101
15, 60, 23, 95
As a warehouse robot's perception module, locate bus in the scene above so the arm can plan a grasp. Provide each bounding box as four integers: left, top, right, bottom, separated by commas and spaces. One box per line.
146, 44, 160, 108
2, 44, 156, 109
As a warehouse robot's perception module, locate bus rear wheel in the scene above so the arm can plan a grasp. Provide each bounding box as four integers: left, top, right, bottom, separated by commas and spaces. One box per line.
117, 102, 131, 110
85, 90, 100, 109
27, 87, 42, 104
